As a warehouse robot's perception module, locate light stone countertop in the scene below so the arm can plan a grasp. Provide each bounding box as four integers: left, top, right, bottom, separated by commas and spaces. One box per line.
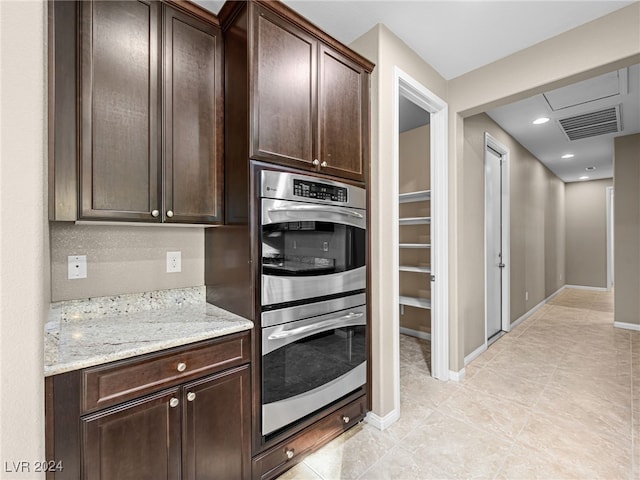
44, 287, 253, 377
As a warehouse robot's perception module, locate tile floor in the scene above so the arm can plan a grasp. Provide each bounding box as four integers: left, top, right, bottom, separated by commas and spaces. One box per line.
278, 288, 639, 479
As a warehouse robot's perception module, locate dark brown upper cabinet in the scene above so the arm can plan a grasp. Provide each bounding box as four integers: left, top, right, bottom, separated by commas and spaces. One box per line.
221, 0, 373, 189
49, 1, 223, 224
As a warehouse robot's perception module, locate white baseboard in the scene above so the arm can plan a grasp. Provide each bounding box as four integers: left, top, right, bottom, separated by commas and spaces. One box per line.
399, 326, 432, 341
366, 408, 400, 431
449, 368, 465, 382
565, 284, 608, 292
464, 343, 487, 366
511, 285, 566, 330
614, 321, 640, 332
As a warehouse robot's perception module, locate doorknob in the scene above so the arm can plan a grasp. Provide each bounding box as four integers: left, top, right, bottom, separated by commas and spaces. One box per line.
498, 263, 505, 268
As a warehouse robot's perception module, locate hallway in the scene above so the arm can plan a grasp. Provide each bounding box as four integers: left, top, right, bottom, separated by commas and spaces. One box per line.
279, 288, 638, 479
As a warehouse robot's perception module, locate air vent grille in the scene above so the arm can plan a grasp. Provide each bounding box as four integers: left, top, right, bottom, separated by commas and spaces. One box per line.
558, 105, 622, 141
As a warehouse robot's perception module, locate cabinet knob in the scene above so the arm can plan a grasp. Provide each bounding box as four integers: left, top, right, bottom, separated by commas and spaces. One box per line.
342, 415, 350, 424
187, 392, 196, 402
312, 159, 319, 166
151, 209, 160, 217
169, 397, 179, 408
320, 161, 328, 168
177, 362, 187, 372
285, 449, 294, 460
166, 210, 174, 218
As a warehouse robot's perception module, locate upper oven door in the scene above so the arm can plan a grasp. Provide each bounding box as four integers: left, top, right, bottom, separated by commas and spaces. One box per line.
261, 198, 366, 307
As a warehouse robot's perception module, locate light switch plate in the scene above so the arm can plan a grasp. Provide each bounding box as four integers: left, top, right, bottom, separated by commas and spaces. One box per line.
68, 255, 87, 279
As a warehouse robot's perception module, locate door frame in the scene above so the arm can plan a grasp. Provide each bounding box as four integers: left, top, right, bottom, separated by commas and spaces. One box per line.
606, 186, 614, 291
484, 133, 511, 343
392, 66, 449, 387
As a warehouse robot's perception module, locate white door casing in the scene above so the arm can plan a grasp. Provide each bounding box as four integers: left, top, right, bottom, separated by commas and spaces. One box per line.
484, 133, 511, 345
392, 67, 450, 396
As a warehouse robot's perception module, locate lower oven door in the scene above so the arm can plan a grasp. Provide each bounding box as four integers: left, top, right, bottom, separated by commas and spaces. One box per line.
261, 303, 367, 436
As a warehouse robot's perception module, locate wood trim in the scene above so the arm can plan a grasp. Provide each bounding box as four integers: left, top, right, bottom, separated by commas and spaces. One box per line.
51, 371, 82, 480
254, 0, 374, 72
48, 0, 78, 221
219, 1, 374, 72
164, 0, 220, 26
218, 0, 245, 31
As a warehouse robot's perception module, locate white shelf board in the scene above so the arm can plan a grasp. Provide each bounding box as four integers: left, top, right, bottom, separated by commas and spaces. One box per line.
399, 190, 431, 203
399, 296, 432, 310
399, 217, 431, 225
399, 265, 431, 273
399, 243, 431, 249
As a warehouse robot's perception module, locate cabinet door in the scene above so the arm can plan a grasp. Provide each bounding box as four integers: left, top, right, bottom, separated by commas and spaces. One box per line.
251, 5, 317, 170
79, 1, 161, 221
163, 6, 224, 224
182, 366, 251, 480
318, 44, 368, 182
82, 388, 181, 480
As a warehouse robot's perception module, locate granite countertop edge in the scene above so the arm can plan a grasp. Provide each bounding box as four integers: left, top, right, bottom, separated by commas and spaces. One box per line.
44, 321, 253, 377
44, 287, 253, 377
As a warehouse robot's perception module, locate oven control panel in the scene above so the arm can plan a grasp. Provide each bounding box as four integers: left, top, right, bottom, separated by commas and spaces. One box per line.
293, 179, 348, 202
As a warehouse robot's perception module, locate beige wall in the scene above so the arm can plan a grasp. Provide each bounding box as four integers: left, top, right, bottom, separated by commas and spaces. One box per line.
462, 114, 565, 356
614, 134, 640, 326
565, 179, 613, 288
350, 24, 447, 417
448, 2, 640, 369
50, 224, 205, 301
0, 1, 47, 476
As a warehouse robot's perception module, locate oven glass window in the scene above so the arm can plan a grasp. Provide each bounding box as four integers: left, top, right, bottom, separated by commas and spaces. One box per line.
262, 325, 366, 404
262, 221, 365, 276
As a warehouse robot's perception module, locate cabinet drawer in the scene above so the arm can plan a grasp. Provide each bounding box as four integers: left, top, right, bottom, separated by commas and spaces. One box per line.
82, 332, 250, 413
253, 395, 366, 480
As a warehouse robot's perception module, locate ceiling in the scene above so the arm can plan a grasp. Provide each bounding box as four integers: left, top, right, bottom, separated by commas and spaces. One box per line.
487, 64, 640, 182
193, 0, 637, 182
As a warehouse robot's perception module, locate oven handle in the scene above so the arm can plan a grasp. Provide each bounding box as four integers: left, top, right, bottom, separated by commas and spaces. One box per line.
267, 205, 364, 219
267, 312, 364, 340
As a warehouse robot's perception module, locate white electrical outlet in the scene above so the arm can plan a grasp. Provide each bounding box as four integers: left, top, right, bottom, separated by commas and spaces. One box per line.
167, 251, 181, 273
68, 255, 87, 279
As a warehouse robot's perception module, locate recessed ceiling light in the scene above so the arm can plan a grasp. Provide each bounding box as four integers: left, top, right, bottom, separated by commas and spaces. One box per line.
585, 166, 596, 171
561, 153, 574, 159
579, 175, 590, 180
533, 117, 550, 125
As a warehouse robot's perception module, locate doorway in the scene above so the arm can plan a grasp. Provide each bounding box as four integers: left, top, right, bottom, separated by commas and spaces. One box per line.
484, 134, 510, 344
392, 67, 449, 386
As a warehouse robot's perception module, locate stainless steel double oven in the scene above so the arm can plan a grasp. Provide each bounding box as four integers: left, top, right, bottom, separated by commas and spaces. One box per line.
259, 170, 367, 436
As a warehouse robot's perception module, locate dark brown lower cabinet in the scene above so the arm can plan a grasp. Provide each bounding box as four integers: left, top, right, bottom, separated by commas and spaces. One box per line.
183, 369, 251, 480
46, 333, 252, 480
82, 388, 182, 480
81, 366, 250, 480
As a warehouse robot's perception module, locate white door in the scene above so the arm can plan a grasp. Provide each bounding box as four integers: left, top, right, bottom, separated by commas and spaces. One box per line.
485, 146, 503, 340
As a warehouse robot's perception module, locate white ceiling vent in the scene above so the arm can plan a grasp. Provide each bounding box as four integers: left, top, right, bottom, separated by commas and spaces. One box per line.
558, 105, 622, 141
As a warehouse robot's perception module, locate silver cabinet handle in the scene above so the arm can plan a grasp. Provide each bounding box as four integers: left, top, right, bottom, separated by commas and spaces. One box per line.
169, 397, 179, 408
268, 312, 364, 340
187, 392, 196, 402
151, 209, 160, 217
342, 415, 350, 424
166, 210, 174, 218
312, 159, 319, 166
177, 362, 187, 372
320, 161, 328, 168
285, 449, 294, 459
